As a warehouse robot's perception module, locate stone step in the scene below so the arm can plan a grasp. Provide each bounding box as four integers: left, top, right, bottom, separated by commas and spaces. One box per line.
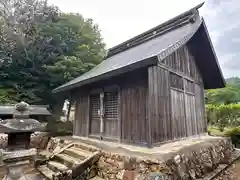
53, 153, 80, 168
72, 146, 93, 156
89, 176, 104, 180
47, 160, 69, 172
63, 147, 91, 160
73, 143, 98, 152
37, 165, 57, 180
71, 151, 101, 178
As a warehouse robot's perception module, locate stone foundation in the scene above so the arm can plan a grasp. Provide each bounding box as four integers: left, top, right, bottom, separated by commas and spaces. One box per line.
95, 138, 234, 180
39, 136, 237, 180
0, 134, 236, 180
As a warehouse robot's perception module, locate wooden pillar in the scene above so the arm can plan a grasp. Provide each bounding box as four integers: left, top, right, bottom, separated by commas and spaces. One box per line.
86, 94, 90, 137
147, 66, 153, 148
100, 91, 104, 139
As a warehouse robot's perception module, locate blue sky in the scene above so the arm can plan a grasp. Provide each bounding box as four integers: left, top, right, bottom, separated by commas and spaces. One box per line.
48, 0, 240, 78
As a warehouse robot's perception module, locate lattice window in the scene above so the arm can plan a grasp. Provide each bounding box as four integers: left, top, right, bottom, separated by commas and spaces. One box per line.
90, 95, 100, 121
104, 91, 118, 120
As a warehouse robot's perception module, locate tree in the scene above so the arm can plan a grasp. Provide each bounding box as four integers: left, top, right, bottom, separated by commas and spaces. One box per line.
206, 85, 240, 105
0, 0, 106, 106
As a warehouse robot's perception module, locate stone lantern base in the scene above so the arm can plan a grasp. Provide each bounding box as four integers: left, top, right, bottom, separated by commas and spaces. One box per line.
3, 160, 29, 180
2, 149, 37, 180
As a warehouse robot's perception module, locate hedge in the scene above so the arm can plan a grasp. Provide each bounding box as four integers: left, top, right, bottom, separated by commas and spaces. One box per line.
206, 104, 240, 131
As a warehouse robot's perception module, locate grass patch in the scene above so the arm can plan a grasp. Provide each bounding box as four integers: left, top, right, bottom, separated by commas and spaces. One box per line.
208, 126, 227, 136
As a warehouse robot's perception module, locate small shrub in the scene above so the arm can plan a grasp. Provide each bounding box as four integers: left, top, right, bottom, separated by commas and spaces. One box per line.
206, 104, 240, 131
225, 127, 240, 147
46, 120, 73, 137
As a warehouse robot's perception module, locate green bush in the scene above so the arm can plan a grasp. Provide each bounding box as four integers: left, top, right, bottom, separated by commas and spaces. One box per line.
225, 126, 240, 136
46, 120, 73, 137
206, 104, 240, 131
225, 127, 240, 147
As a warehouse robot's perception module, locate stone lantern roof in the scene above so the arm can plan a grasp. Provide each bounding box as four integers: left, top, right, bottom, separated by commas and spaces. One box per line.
0, 101, 45, 133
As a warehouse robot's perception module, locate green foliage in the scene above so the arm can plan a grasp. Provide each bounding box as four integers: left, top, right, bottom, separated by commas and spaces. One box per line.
225, 127, 240, 146
206, 104, 240, 131
206, 86, 240, 105
226, 77, 240, 87
0, 89, 17, 104
205, 77, 240, 105
46, 120, 73, 137
225, 126, 240, 136
0, 0, 106, 106
208, 126, 240, 146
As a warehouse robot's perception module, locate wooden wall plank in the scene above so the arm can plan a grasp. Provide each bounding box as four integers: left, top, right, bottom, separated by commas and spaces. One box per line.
119, 69, 148, 145
73, 42, 207, 147
74, 68, 149, 145
148, 66, 171, 144
74, 93, 89, 137
157, 44, 205, 141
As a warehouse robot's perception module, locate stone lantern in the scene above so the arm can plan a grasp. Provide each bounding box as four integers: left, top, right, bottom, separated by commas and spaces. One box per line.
0, 101, 45, 180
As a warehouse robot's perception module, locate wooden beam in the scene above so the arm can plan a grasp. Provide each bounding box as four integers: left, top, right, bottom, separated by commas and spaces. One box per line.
99, 91, 104, 139
118, 87, 122, 143
157, 63, 200, 84
147, 67, 153, 148
183, 78, 188, 137
86, 94, 90, 137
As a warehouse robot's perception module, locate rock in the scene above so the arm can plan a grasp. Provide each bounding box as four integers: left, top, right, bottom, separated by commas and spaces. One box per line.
93, 138, 234, 180
149, 164, 158, 172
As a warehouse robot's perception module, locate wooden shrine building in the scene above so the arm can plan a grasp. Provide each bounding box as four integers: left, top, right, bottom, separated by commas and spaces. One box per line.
53, 3, 225, 147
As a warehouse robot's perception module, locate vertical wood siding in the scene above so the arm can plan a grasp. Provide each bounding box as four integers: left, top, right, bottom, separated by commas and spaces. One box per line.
171, 89, 186, 139
74, 94, 89, 136
195, 83, 205, 134
89, 94, 100, 136
162, 45, 202, 83
121, 77, 148, 144
148, 66, 171, 144
73, 68, 149, 145
73, 43, 206, 146
185, 93, 197, 136
149, 44, 205, 144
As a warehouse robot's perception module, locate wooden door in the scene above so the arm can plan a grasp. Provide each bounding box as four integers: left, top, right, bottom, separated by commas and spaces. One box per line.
103, 89, 119, 138
89, 94, 100, 136
170, 88, 186, 139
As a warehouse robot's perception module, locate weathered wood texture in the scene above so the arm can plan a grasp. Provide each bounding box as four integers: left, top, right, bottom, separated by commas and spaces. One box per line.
73, 68, 149, 145
121, 75, 148, 144
148, 44, 205, 144
148, 66, 171, 144
89, 94, 100, 136
162, 45, 202, 84
73, 43, 206, 146
171, 89, 186, 139
74, 93, 89, 137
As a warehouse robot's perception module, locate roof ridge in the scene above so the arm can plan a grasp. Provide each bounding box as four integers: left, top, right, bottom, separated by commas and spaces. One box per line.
107, 2, 204, 58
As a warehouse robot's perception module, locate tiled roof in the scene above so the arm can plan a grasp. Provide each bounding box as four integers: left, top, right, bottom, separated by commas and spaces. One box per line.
53, 3, 224, 93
